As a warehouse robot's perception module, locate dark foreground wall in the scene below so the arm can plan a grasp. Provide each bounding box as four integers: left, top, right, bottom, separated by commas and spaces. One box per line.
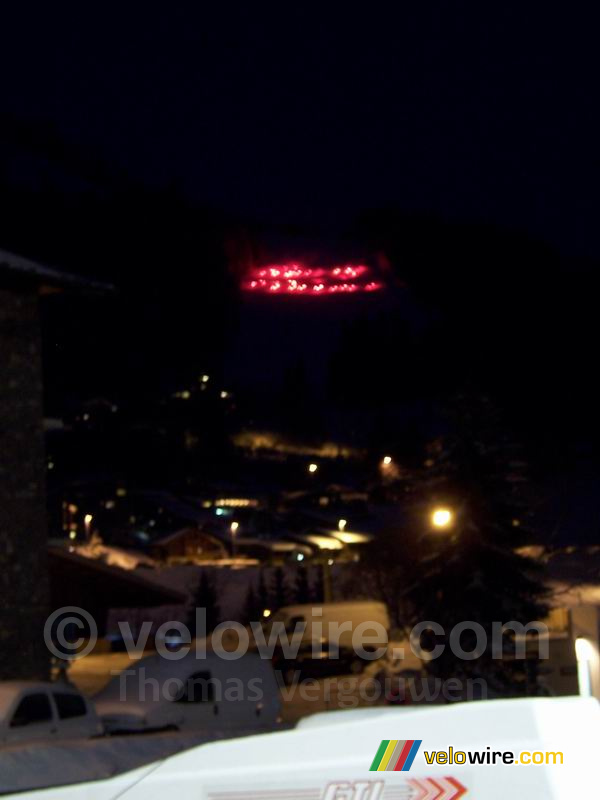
0, 285, 49, 679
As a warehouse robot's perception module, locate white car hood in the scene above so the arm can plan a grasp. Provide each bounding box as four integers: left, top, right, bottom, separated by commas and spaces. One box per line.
4, 697, 599, 799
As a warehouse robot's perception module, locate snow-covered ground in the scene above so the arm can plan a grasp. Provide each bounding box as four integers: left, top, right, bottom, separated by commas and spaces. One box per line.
0, 728, 264, 795
69, 652, 137, 696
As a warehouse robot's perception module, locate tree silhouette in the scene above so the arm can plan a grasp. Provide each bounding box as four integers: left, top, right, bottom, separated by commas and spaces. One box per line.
241, 582, 262, 625
365, 393, 550, 696
187, 570, 220, 635
293, 566, 312, 604
270, 567, 291, 611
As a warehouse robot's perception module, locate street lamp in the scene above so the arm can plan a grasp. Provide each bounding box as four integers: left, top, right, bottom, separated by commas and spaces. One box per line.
575, 637, 595, 697
431, 507, 453, 530
230, 521, 239, 559
308, 463, 318, 474
380, 456, 397, 480
84, 513, 93, 541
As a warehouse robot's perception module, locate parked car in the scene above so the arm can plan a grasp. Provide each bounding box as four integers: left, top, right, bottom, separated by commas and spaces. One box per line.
272, 640, 377, 683
95, 651, 281, 734
265, 601, 390, 648
264, 601, 390, 681
0, 681, 102, 745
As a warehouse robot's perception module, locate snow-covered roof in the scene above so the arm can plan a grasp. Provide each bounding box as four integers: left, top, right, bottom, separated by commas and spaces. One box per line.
0, 248, 112, 291
152, 527, 223, 547
48, 546, 187, 605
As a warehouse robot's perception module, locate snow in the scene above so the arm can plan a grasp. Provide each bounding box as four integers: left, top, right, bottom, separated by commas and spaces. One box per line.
0, 729, 266, 795
0, 248, 111, 291
74, 541, 155, 571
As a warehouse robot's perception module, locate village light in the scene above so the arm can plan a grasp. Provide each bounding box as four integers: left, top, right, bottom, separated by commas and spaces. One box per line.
431, 507, 453, 529
230, 521, 239, 560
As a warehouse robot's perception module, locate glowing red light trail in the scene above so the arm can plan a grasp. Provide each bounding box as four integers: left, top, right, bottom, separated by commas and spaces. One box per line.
242, 263, 384, 296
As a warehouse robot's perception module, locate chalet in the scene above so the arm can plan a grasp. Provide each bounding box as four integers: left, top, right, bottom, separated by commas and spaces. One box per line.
149, 527, 227, 565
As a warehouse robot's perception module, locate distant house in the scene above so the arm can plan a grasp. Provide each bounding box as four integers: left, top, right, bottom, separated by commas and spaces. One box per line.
0, 249, 109, 680
149, 527, 228, 565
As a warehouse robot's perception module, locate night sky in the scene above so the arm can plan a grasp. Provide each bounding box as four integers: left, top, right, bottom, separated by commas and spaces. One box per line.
1, 4, 599, 497
2, 5, 598, 257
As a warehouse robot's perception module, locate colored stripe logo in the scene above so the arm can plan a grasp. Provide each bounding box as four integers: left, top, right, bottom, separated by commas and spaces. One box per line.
370, 739, 422, 772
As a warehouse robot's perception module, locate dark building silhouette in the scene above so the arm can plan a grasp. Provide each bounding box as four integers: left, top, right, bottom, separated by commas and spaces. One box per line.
0, 249, 108, 679
47, 547, 187, 637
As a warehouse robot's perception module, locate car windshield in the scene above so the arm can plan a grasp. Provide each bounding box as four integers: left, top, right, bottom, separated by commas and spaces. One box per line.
10, 694, 52, 728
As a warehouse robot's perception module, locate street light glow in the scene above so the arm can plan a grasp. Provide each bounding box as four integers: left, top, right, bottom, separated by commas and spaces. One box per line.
338, 518, 347, 531
382, 455, 392, 466
575, 637, 595, 697
575, 637, 594, 662
230, 521, 239, 533
308, 463, 318, 473
431, 507, 453, 529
